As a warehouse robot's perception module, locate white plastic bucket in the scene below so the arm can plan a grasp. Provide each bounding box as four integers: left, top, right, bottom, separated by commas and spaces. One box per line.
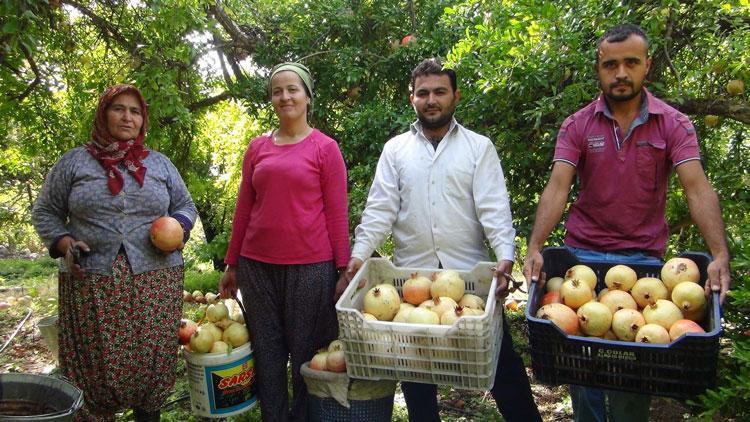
182, 342, 258, 418
36, 315, 59, 362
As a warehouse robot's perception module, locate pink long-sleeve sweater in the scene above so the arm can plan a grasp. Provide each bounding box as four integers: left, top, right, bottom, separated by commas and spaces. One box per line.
224, 129, 350, 268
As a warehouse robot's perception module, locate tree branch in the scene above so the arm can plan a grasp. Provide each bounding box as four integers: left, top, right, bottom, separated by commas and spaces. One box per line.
65, 0, 138, 52
667, 98, 750, 124
159, 91, 233, 125
12, 43, 41, 101
207, 0, 257, 52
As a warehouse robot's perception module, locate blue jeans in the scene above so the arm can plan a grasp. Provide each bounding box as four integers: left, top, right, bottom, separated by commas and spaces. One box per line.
565, 246, 660, 422
401, 312, 542, 422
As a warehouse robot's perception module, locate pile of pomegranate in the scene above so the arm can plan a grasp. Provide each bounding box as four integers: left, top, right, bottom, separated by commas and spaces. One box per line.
309, 339, 347, 373
360, 271, 486, 325
179, 298, 250, 354
535, 257, 707, 344
182, 289, 221, 305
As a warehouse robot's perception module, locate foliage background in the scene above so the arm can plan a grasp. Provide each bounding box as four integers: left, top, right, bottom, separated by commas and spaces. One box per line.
1, 0, 748, 417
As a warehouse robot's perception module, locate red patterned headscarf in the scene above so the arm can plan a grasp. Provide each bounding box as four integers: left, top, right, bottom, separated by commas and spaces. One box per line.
85, 84, 150, 195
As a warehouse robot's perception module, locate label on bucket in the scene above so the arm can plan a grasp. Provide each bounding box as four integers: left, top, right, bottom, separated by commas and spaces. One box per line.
186, 350, 258, 416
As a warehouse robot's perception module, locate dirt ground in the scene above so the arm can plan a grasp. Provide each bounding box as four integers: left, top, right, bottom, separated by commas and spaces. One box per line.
1, 310, 701, 421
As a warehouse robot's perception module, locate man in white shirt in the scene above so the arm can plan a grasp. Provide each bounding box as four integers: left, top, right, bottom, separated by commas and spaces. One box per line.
343, 58, 541, 422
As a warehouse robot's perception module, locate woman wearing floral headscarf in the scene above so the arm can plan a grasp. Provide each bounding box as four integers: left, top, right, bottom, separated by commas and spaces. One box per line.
220, 62, 350, 421
33, 84, 197, 421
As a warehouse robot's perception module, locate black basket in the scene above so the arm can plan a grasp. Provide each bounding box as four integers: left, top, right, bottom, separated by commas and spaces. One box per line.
525, 247, 721, 399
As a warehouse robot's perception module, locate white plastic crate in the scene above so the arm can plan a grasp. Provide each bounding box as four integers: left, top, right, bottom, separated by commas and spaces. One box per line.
335, 258, 502, 390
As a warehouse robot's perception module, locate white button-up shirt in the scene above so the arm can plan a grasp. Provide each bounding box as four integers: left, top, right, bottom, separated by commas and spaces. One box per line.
351, 119, 516, 270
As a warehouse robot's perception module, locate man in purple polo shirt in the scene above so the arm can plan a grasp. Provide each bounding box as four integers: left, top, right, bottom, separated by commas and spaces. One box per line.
523, 23, 731, 422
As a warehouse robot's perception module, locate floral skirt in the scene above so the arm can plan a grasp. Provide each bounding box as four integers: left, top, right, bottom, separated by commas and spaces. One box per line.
58, 251, 183, 421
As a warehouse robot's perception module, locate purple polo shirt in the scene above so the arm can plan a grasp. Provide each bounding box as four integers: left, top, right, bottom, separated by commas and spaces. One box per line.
554, 88, 700, 257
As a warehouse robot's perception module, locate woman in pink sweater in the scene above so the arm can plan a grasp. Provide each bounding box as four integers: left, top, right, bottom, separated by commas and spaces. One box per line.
219, 62, 350, 421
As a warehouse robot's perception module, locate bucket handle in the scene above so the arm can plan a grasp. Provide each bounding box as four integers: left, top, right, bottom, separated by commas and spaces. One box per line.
51, 374, 85, 415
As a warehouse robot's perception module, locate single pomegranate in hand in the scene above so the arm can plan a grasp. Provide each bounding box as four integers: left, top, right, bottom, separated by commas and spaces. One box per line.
149, 216, 183, 252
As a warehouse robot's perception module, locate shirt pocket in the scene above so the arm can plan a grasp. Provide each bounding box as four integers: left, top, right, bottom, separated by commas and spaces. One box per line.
636, 139, 666, 192
445, 167, 474, 200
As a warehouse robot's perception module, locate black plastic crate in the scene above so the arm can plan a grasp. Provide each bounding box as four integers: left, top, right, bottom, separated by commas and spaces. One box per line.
525, 247, 721, 399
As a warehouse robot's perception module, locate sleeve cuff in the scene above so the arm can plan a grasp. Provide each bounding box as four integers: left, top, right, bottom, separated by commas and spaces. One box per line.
171, 213, 194, 243
48, 234, 70, 259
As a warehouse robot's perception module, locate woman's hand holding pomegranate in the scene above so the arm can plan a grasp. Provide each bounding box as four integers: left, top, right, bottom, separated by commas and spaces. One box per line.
219, 265, 238, 299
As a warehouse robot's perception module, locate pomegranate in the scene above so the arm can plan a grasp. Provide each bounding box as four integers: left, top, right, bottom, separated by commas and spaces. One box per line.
406, 307, 440, 325
399, 303, 416, 312
326, 350, 347, 372
577, 302, 613, 337
682, 303, 707, 323
598, 290, 637, 313
202, 322, 223, 342
643, 299, 683, 330
401, 34, 417, 46
536, 303, 579, 335
603, 330, 617, 340
669, 319, 705, 340
564, 265, 598, 290
178, 319, 198, 345
440, 306, 469, 325
635, 324, 671, 344
210, 341, 231, 354
207, 302, 229, 322
328, 340, 344, 352
611, 309, 645, 342
541, 291, 562, 306
403, 273, 433, 305
604, 265, 637, 291
458, 294, 485, 310
462, 307, 484, 316
559, 279, 594, 310
149, 216, 183, 252
630, 277, 668, 308
661, 257, 700, 292
671, 281, 706, 313
189, 329, 214, 353
222, 322, 249, 347
362, 313, 378, 321
430, 270, 465, 301
215, 318, 235, 330
363, 284, 401, 321
393, 307, 414, 323
310, 351, 328, 371
431, 296, 459, 317
545, 277, 565, 293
